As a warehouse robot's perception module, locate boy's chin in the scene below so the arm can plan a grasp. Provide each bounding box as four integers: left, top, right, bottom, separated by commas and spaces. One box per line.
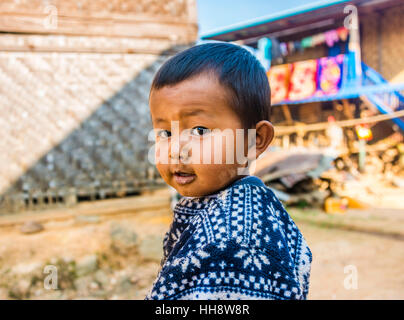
175, 187, 200, 198
172, 185, 209, 198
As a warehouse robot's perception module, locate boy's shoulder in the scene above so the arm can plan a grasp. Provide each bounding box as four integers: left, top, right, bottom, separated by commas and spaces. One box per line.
206, 175, 301, 249
173, 175, 302, 252
175, 175, 298, 246
203, 176, 311, 297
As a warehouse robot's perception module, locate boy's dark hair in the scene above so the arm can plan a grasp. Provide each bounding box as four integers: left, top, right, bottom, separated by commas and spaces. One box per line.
150, 42, 271, 130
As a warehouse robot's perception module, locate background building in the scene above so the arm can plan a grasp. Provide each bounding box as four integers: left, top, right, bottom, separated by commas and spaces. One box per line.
202, 0, 404, 148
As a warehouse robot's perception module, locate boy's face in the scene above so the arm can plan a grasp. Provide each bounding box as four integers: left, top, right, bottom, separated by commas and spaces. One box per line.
149, 72, 251, 197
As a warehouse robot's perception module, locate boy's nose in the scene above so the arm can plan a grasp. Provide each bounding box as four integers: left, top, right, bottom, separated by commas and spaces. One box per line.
169, 139, 191, 162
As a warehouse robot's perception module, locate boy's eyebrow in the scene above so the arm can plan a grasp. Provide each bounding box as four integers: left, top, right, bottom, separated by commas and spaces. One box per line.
154, 108, 210, 123
154, 117, 166, 124
180, 108, 209, 117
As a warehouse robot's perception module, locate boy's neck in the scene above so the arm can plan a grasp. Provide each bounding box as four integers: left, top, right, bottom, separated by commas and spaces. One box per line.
181, 175, 252, 200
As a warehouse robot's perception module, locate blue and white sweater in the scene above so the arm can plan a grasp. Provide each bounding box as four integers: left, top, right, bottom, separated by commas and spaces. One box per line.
145, 175, 312, 300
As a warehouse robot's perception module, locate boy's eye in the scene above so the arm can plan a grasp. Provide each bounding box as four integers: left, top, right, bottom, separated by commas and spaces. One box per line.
191, 126, 210, 136
157, 130, 171, 139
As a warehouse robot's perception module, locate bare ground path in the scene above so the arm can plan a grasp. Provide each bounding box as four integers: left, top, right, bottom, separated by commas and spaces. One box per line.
0, 187, 403, 299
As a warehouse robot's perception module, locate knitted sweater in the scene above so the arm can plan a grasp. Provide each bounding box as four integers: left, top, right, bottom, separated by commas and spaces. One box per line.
145, 175, 312, 300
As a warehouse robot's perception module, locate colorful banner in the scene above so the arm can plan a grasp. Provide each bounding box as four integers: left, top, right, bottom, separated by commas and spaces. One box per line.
266, 64, 291, 104
316, 54, 344, 96
287, 60, 318, 101
266, 54, 346, 103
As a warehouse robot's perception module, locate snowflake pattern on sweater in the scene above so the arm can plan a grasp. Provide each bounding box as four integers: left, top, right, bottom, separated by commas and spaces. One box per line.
145, 175, 312, 300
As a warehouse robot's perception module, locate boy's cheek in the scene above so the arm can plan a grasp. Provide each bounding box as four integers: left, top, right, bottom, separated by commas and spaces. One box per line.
155, 163, 170, 180
192, 134, 242, 165
154, 141, 170, 165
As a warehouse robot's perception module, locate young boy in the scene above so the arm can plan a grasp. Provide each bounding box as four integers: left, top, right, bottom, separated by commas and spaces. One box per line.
145, 42, 312, 300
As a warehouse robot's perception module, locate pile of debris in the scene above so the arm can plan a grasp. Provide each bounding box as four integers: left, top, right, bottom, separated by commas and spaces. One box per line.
253, 148, 336, 208
253, 140, 404, 212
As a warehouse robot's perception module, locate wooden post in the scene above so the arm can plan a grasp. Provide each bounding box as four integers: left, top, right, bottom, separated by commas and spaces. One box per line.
282, 134, 290, 149
281, 104, 293, 125
358, 139, 366, 172
342, 99, 354, 119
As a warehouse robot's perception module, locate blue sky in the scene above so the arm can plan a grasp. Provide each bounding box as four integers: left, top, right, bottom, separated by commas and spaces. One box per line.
197, 0, 327, 36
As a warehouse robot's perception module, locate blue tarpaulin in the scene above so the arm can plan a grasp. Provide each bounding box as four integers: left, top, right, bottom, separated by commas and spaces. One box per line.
271, 83, 404, 106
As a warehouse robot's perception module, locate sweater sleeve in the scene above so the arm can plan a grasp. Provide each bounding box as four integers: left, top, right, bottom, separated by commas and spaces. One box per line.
147, 238, 304, 300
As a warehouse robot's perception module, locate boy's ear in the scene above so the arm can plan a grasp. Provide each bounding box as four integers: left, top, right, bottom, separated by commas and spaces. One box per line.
248, 120, 274, 158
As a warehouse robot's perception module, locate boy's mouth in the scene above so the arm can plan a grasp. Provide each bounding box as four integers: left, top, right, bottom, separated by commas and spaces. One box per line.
173, 170, 196, 185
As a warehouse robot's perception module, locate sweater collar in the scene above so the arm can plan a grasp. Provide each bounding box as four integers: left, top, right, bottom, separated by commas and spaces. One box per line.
175, 175, 266, 215
231, 175, 266, 188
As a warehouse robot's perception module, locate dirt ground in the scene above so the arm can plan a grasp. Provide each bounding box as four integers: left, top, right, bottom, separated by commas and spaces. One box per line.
0, 187, 403, 300
299, 219, 404, 299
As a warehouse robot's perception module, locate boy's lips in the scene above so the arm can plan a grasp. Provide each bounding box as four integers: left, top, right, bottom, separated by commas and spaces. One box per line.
173, 170, 196, 185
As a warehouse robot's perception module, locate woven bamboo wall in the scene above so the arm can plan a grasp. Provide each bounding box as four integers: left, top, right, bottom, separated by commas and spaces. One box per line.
380, 4, 404, 82
361, 3, 404, 82
361, 12, 380, 74
0, 0, 198, 214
